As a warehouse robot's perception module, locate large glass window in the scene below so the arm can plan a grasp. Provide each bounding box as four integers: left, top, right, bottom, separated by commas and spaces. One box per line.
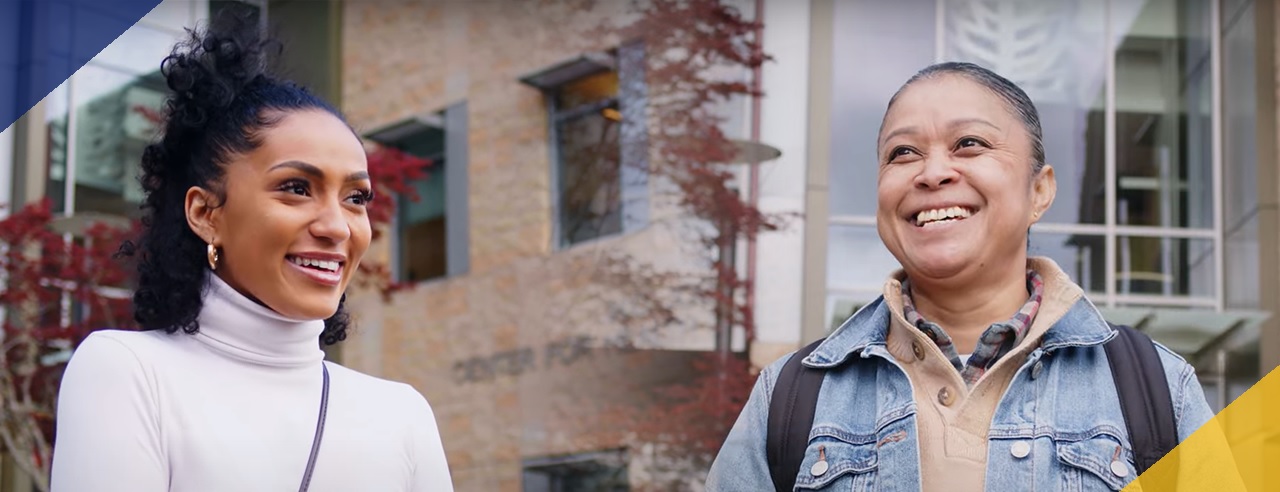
1222, 0, 1259, 310
1114, 0, 1213, 230
40, 0, 263, 220
555, 69, 625, 246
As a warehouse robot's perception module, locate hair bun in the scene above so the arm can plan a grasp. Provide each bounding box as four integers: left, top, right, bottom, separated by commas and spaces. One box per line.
160, 7, 274, 129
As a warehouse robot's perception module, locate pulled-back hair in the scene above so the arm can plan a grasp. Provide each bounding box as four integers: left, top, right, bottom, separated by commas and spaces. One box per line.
118, 6, 351, 346
884, 62, 1046, 174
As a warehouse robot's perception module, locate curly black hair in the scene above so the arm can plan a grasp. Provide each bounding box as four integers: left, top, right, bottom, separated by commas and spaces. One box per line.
118, 7, 351, 346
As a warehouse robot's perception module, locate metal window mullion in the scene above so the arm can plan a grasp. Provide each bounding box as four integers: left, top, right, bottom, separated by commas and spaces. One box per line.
826, 287, 886, 302
0, 243, 7, 333
827, 215, 878, 226
64, 71, 79, 215
59, 233, 72, 328
934, 0, 946, 62
1112, 225, 1216, 238
1112, 293, 1219, 308
0, 127, 11, 217
548, 94, 564, 250
1104, 0, 1118, 309
390, 191, 402, 283
444, 102, 470, 277
1030, 222, 1217, 238
1210, 0, 1225, 312
553, 98, 618, 123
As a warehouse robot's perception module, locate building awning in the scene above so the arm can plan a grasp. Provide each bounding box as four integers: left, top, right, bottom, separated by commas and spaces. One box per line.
1097, 307, 1271, 361
364, 113, 445, 145
518, 52, 615, 90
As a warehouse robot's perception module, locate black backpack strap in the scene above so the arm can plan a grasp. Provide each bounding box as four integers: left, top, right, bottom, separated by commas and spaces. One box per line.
766, 338, 827, 492
1104, 323, 1179, 477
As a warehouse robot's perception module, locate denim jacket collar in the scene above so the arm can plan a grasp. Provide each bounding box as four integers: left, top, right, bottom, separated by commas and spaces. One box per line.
805, 258, 1117, 369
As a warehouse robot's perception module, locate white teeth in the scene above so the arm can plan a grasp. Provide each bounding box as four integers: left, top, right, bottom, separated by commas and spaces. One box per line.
289, 257, 340, 272
916, 207, 973, 226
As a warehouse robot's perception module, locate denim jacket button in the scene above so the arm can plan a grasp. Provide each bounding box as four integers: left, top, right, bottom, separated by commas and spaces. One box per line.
1110, 460, 1129, 478
912, 342, 925, 360
811, 444, 829, 476
810, 459, 829, 477
1031, 361, 1044, 379
937, 387, 955, 406
1010, 441, 1030, 459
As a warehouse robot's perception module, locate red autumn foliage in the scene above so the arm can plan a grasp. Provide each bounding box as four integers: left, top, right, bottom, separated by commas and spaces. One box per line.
352, 145, 434, 298
0, 199, 136, 491
364, 146, 432, 240
584, 0, 779, 486
608, 0, 777, 338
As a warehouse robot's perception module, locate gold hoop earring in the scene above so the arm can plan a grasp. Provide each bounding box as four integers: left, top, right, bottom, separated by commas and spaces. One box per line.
207, 244, 220, 270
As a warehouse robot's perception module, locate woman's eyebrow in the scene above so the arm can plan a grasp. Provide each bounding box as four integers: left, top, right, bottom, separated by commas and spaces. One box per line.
880, 118, 1001, 145
881, 126, 920, 144
269, 160, 370, 182
946, 117, 999, 132
269, 160, 324, 177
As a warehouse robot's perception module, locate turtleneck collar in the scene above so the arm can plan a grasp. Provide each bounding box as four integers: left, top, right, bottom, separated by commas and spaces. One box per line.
193, 274, 326, 367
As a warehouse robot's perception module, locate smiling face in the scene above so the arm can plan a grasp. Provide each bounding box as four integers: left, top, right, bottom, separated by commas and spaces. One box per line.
876, 74, 1056, 283
186, 109, 373, 320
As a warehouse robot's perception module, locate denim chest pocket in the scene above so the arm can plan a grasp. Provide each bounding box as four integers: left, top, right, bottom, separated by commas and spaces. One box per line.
793, 427, 879, 491
1056, 435, 1138, 491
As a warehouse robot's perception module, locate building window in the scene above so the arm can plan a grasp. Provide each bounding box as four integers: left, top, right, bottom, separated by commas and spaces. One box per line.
31, 0, 262, 219
521, 42, 650, 249
522, 450, 629, 492
367, 102, 470, 283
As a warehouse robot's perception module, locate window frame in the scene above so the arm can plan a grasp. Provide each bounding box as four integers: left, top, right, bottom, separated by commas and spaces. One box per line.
524, 42, 650, 251
521, 448, 630, 492
366, 102, 470, 285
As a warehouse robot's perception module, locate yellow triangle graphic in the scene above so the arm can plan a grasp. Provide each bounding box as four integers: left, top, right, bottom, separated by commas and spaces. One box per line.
1123, 365, 1280, 490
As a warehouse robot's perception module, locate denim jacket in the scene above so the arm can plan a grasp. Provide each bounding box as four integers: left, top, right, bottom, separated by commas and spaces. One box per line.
706, 295, 1218, 491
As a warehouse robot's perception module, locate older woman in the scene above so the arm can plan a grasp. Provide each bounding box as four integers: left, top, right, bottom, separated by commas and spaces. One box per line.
705, 62, 1235, 491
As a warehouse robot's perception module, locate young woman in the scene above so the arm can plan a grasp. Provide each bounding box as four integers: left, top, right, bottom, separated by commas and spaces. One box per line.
49, 11, 453, 492
705, 63, 1238, 491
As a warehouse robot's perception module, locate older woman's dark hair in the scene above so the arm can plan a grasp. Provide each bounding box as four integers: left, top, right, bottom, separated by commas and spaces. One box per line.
885, 62, 1046, 174
118, 8, 352, 345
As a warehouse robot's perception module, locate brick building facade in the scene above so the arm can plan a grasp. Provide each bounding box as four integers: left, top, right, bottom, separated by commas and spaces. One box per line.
337, 2, 724, 490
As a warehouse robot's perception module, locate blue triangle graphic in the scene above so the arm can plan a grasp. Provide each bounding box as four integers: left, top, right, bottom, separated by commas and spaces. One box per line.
1, 0, 163, 131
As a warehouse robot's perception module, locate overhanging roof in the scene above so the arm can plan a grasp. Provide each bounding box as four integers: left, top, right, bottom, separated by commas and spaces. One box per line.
518, 52, 615, 90
1097, 307, 1272, 358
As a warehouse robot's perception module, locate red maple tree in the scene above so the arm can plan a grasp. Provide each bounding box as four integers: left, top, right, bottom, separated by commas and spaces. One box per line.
580, 0, 778, 488
0, 200, 136, 491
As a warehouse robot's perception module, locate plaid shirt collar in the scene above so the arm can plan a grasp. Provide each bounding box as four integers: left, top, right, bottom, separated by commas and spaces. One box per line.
901, 270, 1045, 387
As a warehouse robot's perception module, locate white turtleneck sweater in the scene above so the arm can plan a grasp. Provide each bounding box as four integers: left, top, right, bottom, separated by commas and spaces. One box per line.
49, 276, 454, 492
